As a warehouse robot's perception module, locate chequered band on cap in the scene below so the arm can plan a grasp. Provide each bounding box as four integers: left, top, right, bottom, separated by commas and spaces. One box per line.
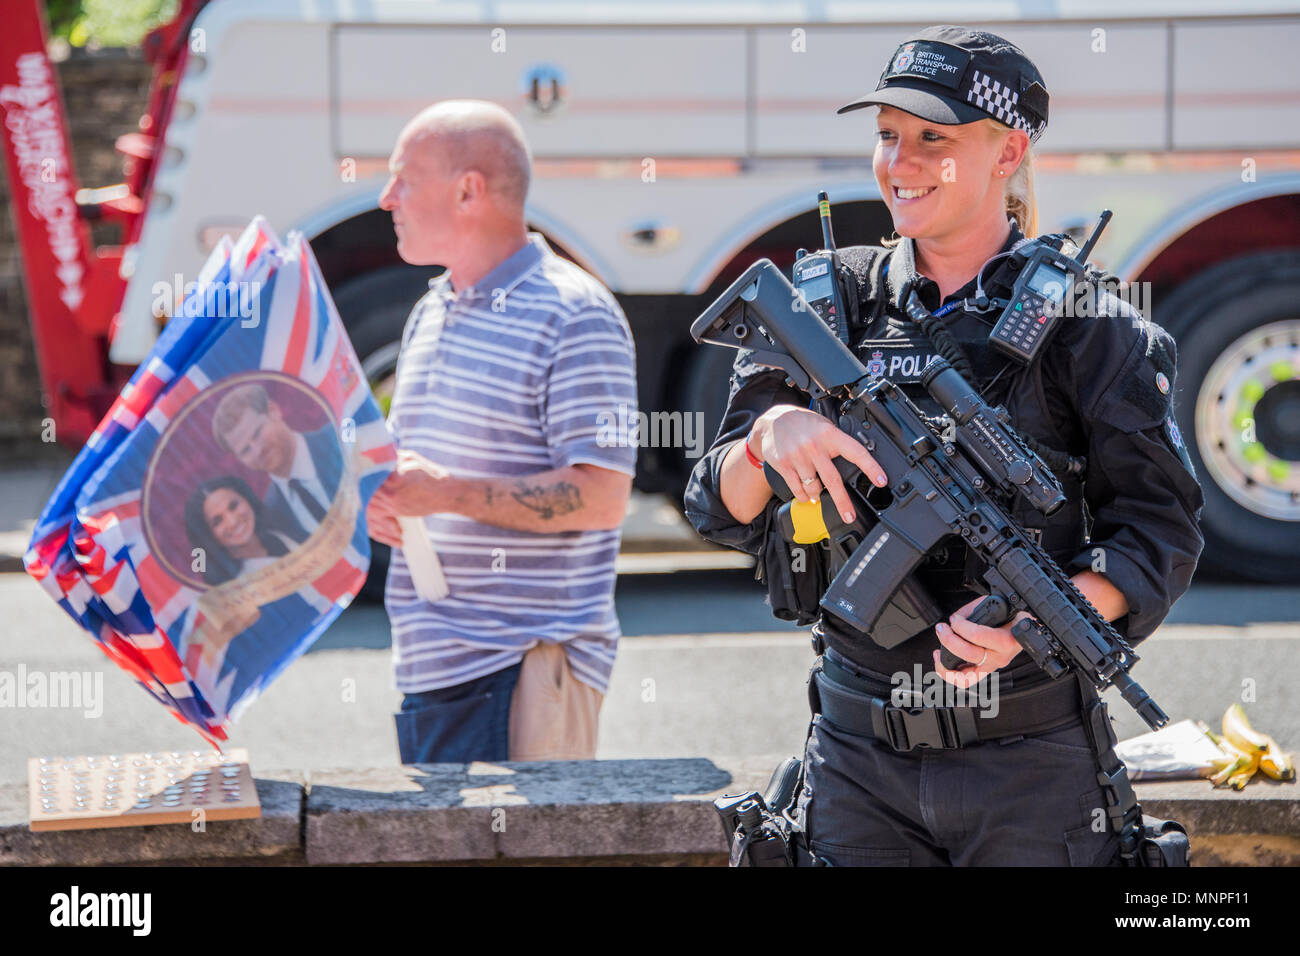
966, 69, 1046, 141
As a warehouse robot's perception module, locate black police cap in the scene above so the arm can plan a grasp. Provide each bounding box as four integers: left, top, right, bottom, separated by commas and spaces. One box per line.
838, 25, 1049, 142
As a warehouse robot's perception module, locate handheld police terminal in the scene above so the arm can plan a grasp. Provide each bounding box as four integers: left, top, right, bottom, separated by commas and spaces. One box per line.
791, 191, 852, 348
988, 209, 1112, 364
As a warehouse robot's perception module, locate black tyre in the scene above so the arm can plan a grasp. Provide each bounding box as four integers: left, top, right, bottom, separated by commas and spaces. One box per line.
331, 263, 440, 601
1155, 250, 1300, 583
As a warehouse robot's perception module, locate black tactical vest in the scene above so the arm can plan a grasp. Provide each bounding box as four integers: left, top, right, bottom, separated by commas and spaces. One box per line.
814, 240, 1091, 676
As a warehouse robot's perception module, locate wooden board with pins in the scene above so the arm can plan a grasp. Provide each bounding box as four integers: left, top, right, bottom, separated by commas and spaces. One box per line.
28, 748, 261, 831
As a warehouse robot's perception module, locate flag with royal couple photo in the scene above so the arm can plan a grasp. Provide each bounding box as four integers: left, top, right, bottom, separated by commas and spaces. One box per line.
24, 218, 397, 746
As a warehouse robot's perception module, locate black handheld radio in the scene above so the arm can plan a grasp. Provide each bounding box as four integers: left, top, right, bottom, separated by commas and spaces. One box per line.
791, 191, 852, 348
988, 209, 1112, 364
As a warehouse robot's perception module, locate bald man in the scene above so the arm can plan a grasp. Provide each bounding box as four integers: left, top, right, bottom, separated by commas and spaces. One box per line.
367, 100, 639, 765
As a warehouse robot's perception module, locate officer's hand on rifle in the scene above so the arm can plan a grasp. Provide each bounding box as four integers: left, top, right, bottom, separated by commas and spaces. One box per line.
750, 405, 888, 522
933, 594, 1033, 689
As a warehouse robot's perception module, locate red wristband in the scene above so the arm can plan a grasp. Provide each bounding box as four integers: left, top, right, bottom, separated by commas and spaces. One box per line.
743, 435, 764, 469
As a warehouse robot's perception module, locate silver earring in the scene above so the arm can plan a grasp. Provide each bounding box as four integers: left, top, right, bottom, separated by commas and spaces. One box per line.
998, 169, 1006, 177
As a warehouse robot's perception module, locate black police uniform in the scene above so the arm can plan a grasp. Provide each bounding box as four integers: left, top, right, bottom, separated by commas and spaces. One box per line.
683, 225, 1205, 865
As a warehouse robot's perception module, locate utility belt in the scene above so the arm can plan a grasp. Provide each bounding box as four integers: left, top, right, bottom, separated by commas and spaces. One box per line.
715, 651, 1190, 868
812, 648, 1082, 751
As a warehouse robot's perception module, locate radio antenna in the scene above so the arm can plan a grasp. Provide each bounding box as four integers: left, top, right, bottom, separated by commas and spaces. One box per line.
1076, 209, 1112, 264
818, 191, 837, 253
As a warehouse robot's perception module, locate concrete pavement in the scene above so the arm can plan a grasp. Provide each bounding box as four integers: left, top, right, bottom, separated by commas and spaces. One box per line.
2, 570, 1298, 788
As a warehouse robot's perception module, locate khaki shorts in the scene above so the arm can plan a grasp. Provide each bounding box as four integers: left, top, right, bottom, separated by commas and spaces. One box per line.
507, 641, 604, 761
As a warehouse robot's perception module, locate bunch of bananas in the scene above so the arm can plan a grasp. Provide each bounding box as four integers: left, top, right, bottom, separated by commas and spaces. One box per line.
1198, 705, 1295, 790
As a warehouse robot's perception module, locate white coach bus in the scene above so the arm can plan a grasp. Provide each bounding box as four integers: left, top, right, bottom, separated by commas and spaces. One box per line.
98, 1, 1300, 581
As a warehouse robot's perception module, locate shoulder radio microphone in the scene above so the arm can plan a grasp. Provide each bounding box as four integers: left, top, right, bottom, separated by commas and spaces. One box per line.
988, 209, 1112, 365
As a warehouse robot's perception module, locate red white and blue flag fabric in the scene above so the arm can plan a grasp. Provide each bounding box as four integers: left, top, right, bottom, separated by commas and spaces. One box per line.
24, 218, 396, 746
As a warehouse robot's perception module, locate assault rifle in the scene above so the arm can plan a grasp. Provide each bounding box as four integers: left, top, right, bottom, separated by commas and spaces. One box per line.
691, 259, 1168, 730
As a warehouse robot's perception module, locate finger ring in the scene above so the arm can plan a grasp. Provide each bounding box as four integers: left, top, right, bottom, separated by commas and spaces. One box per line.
802, 477, 817, 487
978, 649, 989, 667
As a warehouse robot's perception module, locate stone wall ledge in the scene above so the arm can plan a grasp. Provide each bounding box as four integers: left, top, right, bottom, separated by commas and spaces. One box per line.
2, 757, 1296, 866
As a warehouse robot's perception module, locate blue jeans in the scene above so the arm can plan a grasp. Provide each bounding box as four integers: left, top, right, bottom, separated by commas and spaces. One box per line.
395, 663, 523, 764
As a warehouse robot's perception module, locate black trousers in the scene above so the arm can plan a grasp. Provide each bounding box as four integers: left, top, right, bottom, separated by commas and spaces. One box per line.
796, 676, 1124, 866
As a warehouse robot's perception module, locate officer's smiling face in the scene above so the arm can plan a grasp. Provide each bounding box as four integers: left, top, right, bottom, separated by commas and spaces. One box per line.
873, 105, 1024, 243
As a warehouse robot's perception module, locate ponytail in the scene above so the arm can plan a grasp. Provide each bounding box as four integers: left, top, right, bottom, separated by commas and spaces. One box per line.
1005, 146, 1038, 237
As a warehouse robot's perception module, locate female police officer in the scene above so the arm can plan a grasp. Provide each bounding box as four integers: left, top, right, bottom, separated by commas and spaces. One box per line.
684, 25, 1204, 866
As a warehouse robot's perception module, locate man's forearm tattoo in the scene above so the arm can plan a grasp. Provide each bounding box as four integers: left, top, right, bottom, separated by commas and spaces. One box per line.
511, 480, 582, 520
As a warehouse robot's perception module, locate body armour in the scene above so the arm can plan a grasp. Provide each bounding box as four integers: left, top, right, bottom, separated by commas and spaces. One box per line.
683, 223, 1205, 682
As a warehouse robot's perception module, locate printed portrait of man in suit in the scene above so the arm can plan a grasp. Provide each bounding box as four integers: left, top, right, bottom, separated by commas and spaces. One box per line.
210, 382, 344, 543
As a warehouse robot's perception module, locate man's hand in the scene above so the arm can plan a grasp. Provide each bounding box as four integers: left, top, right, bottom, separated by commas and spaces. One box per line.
366, 450, 457, 547
366, 448, 629, 537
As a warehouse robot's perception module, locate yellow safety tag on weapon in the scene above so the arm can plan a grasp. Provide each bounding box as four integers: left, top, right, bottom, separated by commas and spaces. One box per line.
789, 498, 829, 544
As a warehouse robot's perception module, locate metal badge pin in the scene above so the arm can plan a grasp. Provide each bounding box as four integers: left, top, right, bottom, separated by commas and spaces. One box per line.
1155, 371, 1170, 394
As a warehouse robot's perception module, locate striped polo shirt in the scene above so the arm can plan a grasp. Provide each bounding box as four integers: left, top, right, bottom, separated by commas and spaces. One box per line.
384, 234, 638, 695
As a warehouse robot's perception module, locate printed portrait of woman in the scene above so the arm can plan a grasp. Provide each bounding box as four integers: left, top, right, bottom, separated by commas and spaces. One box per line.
183, 475, 302, 587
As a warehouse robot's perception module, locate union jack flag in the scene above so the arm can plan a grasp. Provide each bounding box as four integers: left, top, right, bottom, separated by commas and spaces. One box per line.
25, 218, 396, 746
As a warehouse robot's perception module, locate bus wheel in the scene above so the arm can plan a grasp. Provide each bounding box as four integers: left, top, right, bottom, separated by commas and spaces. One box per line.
1158, 251, 1300, 583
